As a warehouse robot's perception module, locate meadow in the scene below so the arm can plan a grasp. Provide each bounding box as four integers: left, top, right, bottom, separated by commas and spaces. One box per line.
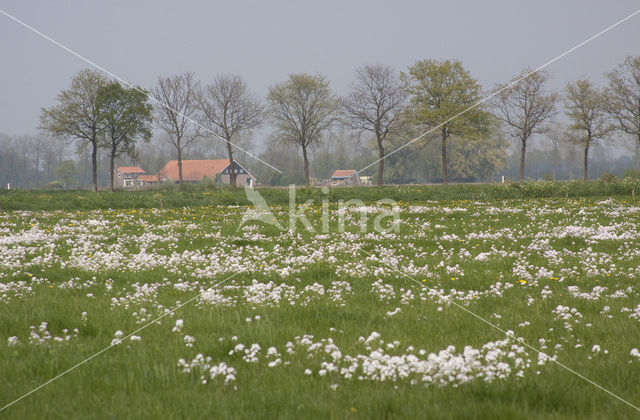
1, 190, 640, 418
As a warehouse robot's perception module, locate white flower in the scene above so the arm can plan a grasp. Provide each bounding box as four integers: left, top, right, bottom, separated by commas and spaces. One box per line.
172, 319, 184, 333
386, 307, 401, 317
184, 335, 196, 347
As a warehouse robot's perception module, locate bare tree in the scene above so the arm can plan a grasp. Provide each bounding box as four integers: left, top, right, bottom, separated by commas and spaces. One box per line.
342, 64, 406, 186
151, 72, 201, 184
492, 69, 557, 182
266, 73, 337, 186
604, 56, 640, 168
40, 69, 108, 191
564, 79, 611, 181
197, 74, 263, 188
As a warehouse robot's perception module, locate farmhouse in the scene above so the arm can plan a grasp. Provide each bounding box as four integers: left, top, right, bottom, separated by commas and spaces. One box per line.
114, 166, 146, 189
138, 174, 158, 188
156, 159, 255, 187
331, 169, 359, 186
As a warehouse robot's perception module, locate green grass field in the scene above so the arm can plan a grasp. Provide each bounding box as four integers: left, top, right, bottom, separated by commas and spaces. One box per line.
2, 178, 640, 211
1, 191, 640, 418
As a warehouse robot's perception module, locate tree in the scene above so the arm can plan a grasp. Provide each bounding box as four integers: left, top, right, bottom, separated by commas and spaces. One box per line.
151, 72, 201, 184
40, 69, 108, 191
54, 159, 78, 189
401, 59, 490, 185
342, 64, 407, 186
448, 126, 508, 182
545, 122, 568, 181
97, 82, 153, 190
492, 69, 557, 182
564, 79, 611, 181
197, 74, 263, 188
605, 56, 640, 168
266, 74, 337, 187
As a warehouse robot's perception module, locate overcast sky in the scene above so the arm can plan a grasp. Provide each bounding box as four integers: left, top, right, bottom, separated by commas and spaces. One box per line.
1, 0, 639, 138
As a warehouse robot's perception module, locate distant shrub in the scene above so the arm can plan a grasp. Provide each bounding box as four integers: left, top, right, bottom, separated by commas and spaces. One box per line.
543, 173, 554, 182
623, 168, 640, 179
600, 173, 618, 183
156, 181, 177, 191
47, 180, 65, 190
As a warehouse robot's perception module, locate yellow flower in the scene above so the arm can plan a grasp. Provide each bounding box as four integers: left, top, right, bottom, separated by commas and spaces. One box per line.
519, 280, 527, 284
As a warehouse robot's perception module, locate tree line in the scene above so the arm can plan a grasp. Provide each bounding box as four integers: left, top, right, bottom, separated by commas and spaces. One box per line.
6, 56, 640, 189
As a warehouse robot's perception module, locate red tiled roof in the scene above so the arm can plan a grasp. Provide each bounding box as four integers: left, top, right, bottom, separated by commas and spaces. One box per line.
138, 174, 158, 182
117, 166, 146, 174
157, 160, 231, 182
331, 170, 356, 179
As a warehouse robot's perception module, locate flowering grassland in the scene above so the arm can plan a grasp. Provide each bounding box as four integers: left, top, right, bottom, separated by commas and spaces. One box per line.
1, 198, 640, 418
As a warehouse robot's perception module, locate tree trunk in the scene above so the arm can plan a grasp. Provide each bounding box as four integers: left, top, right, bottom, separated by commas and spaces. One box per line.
34, 149, 40, 187
636, 134, 640, 170
377, 140, 384, 187
583, 140, 590, 182
109, 144, 116, 191
441, 130, 448, 186
519, 138, 527, 183
302, 143, 310, 187
91, 138, 98, 192
177, 146, 183, 185
226, 138, 237, 189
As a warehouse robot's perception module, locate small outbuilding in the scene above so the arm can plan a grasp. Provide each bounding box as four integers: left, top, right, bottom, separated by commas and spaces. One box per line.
331, 170, 359, 186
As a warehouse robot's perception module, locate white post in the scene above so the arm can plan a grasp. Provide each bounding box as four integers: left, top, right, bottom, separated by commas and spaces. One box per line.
501, 175, 504, 184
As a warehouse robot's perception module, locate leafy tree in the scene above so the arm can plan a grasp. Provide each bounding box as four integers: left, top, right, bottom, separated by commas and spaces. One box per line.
151, 72, 201, 184
383, 110, 425, 183
544, 122, 569, 181
342, 64, 407, 186
266, 73, 338, 186
605, 56, 640, 167
97, 82, 153, 190
492, 69, 557, 182
448, 127, 508, 182
40, 69, 108, 191
197, 74, 263, 188
253, 134, 304, 186
564, 79, 611, 181
54, 159, 78, 189
401, 59, 490, 185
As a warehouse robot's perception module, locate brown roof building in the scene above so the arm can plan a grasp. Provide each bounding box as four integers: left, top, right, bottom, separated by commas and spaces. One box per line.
331, 170, 359, 185
156, 159, 255, 187
115, 166, 147, 189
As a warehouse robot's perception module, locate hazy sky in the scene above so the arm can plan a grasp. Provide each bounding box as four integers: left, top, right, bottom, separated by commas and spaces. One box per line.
1, 0, 640, 138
